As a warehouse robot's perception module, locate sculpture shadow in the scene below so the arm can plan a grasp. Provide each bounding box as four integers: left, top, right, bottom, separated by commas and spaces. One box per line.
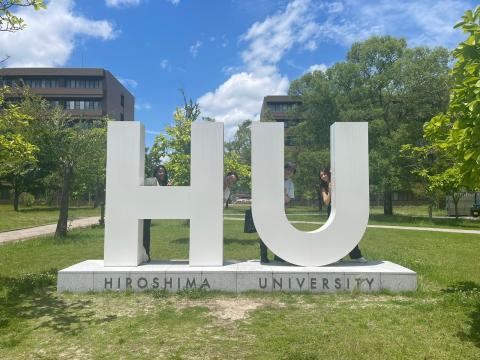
267, 260, 385, 267
171, 237, 255, 246
0, 271, 116, 340
442, 281, 480, 348
369, 213, 480, 229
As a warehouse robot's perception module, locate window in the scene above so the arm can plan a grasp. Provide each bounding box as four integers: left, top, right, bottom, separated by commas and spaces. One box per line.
23, 78, 59, 88
65, 79, 101, 88
49, 100, 61, 108
267, 103, 294, 112
121, 94, 124, 107
120, 113, 124, 121
64, 100, 101, 110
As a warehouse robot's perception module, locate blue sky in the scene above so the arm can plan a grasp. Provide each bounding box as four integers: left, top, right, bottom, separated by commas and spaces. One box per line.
0, 0, 476, 145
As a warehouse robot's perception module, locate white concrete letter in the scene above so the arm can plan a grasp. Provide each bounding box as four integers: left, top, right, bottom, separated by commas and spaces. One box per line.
104, 121, 223, 266
251, 122, 369, 266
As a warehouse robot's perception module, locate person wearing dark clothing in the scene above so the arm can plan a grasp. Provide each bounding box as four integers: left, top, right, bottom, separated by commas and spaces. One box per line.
143, 165, 170, 263
260, 162, 296, 263
319, 167, 366, 262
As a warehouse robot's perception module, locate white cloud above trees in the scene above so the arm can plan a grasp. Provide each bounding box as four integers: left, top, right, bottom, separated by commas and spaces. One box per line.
198, 0, 471, 138
105, 0, 141, 8
199, 0, 316, 138
1, 0, 116, 67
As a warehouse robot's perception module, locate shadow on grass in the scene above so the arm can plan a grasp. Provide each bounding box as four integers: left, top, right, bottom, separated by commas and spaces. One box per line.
0, 270, 116, 345
369, 214, 480, 229
17, 206, 59, 213
442, 281, 480, 348
15, 206, 96, 214
172, 237, 257, 246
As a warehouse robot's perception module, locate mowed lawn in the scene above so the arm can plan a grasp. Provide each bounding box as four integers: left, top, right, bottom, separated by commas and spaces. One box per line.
0, 204, 101, 232
0, 215, 479, 359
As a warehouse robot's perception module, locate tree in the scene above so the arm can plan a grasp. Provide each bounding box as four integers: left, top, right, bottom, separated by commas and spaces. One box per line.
0, 87, 39, 210
0, 88, 37, 178
150, 94, 201, 185
13, 91, 107, 237
425, 6, 480, 189
402, 115, 465, 218
289, 36, 450, 214
224, 120, 252, 193
0, 0, 45, 32
53, 121, 106, 238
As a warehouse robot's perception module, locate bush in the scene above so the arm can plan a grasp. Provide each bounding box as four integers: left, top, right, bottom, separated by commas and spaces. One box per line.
19, 193, 35, 207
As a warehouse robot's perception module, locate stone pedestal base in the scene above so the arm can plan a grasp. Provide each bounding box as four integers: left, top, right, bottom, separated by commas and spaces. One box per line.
57, 260, 416, 293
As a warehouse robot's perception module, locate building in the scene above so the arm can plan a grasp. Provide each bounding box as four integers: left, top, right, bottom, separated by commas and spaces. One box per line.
0, 68, 134, 122
260, 95, 302, 146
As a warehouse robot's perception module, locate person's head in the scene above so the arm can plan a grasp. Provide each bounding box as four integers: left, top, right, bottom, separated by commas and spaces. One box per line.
284, 162, 296, 179
153, 165, 169, 185
224, 172, 238, 188
319, 167, 331, 189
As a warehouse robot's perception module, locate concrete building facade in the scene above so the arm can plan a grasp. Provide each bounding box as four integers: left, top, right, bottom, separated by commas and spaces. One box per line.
0, 68, 134, 122
260, 95, 302, 146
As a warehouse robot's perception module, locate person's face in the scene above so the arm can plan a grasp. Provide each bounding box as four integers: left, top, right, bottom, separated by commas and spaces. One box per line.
284, 168, 294, 179
225, 174, 237, 187
320, 171, 329, 182
155, 167, 166, 180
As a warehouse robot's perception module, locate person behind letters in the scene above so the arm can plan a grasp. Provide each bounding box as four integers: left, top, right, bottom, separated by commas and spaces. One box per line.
319, 167, 367, 263
260, 162, 296, 263
223, 172, 238, 208
143, 165, 170, 262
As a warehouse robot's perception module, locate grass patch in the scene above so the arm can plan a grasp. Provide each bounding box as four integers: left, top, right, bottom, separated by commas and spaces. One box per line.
0, 216, 479, 358
0, 204, 100, 232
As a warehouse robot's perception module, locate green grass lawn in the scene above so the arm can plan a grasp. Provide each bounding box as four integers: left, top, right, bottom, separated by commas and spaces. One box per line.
226, 204, 480, 230
0, 204, 101, 232
0, 218, 479, 359
1, 203, 478, 234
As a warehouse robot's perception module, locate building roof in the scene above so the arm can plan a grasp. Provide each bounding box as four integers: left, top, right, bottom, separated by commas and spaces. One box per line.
0, 68, 105, 77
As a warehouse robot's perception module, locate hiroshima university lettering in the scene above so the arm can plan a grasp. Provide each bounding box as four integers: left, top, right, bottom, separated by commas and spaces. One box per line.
57, 121, 417, 293
104, 121, 369, 267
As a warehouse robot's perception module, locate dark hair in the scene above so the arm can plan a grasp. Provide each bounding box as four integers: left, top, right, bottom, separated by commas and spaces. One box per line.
284, 162, 297, 174
319, 167, 331, 193
153, 165, 169, 186
225, 171, 239, 180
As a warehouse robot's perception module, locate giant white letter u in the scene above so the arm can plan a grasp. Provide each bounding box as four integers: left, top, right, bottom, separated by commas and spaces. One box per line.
251, 122, 369, 266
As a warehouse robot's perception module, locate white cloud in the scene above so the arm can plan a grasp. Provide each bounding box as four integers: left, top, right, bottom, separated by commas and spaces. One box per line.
306, 63, 327, 73
316, 0, 470, 48
119, 78, 138, 88
166, 0, 180, 5
160, 59, 169, 69
198, 0, 471, 139
241, 0, 319, 74
189, 41, 202, 57
0, 0, 116, 67
199, 0, 317, 138
105, 0, 141, 8
145, 129, 160, 135
198, 72, 289, 138
326, 1, 344, 13
135, 101, 152, 110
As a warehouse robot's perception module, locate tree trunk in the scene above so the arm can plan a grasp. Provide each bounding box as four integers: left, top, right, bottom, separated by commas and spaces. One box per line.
99, 182, 106, 226
454, 197, 459, 219
383, 187, 393, 215
93, 180, 101, 208
428, 203, 433, 219
55, 164, 73, 238
13, 189, 20, 212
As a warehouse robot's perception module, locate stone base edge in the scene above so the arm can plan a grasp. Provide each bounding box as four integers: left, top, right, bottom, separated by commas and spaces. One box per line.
57, 260, 417, 293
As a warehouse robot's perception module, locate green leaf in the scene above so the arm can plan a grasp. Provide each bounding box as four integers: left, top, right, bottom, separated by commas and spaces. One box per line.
464, 149, 475, 160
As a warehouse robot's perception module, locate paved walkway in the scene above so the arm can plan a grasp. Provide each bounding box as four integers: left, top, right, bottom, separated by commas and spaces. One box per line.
1, 215, 479, 246
0, 217, 101, 245
224, 217, 480, 235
